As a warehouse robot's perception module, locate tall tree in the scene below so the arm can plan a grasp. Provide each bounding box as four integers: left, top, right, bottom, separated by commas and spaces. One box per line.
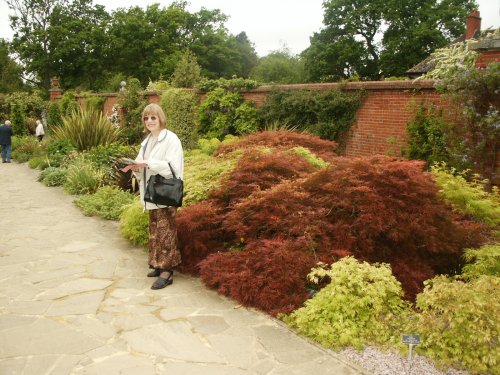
303, 0, 477, 81
0, 39, 24, 93
6, 0, 110, 90
250, 48, 305, 84
48, 0, 110, 90
6, 0, 64, 88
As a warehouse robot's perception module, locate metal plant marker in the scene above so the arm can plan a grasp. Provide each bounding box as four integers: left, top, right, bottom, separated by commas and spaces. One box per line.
402, 334, 421, 374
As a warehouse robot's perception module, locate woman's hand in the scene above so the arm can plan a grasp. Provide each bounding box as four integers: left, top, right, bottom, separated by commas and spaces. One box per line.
121, 162, 148, 173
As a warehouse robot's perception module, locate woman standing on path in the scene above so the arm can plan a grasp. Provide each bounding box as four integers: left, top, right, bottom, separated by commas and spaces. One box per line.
35, 120, 45, 142
125, 103, 184, 290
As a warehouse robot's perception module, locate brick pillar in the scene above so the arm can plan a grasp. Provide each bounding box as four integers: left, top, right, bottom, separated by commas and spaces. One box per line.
49, 77, 62, 101
466, 10, 481, 40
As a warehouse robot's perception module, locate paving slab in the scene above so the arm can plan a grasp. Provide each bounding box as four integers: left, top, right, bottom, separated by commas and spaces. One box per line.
0, 162, 368, 374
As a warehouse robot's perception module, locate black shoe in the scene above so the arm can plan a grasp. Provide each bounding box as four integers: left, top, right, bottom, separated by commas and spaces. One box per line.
147, 268, 161, 277
151, 271, 173, 290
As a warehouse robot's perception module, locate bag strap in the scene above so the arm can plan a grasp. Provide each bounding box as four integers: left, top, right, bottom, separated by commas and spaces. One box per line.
167, 162, 177, 179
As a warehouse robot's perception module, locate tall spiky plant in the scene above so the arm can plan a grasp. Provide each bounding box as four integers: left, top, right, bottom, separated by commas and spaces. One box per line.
52, 106, 122, 151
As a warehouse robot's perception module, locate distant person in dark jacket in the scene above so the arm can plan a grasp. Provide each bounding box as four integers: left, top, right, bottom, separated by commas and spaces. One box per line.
0, 120, 13, 163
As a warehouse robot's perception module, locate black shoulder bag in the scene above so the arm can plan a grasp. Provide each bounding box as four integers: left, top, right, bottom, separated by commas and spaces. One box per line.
144, 163, 183, 207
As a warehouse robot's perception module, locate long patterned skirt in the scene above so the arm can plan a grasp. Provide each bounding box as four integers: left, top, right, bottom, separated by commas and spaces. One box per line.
148, 207, 181, 270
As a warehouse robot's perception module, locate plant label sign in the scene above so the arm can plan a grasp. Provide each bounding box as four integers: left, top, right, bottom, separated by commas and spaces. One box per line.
402, 334, 421, 345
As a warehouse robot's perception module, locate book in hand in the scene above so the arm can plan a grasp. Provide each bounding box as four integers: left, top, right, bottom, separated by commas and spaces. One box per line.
119, 158, 147, 172
119, 157, 138, 166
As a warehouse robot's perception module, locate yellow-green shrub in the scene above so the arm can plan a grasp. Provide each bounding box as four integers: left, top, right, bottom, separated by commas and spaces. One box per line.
74, 186, 135, 220
414, 275, 499, 374
431, 163, 500, 228
292, 146, 329, 169
183, 149, 238, 206
462, 243, 500, 279
284, 257, 410, 350
119, 199, 149, 247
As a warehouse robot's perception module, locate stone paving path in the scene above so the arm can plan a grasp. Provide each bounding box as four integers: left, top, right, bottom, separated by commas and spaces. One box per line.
0, 162, 368, 375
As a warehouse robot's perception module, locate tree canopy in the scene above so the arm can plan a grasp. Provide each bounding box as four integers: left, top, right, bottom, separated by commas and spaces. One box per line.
6, 0, 258, 91
0, 39, 24, 93
250, 48, 305, 84
302, 0, 477, 81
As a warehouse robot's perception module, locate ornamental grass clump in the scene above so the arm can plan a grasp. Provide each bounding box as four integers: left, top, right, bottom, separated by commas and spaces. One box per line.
284, 257, 410, 349
52, 106, 122, 151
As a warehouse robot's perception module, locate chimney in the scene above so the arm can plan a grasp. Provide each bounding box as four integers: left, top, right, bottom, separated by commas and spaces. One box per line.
466, 10, 481, 40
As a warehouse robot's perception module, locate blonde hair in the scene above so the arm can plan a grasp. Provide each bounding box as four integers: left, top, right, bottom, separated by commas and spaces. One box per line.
142, 103, 167, 132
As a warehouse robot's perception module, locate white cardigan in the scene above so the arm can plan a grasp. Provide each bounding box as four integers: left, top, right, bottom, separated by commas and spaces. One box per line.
134, 129, 184, 210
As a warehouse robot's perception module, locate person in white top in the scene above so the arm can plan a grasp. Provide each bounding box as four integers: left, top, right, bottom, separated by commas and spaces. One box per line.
35, 120, 45, 142
126, 103, 184, 290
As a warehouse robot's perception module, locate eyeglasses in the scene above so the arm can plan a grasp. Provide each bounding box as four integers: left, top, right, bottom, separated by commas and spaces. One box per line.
143, 115, 158, 122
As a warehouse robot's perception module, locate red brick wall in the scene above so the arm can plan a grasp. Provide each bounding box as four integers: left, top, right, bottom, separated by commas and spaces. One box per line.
344, 88, 445, 157
76, 80, 445, 158
475, 50, 500, 69
240, 81, 446, 158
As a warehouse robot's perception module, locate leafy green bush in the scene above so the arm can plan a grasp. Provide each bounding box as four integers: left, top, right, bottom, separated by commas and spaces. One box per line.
47, 101, 62, 127
284, 257, 410, 350
52, 106, 122, 151
198, 88, 260, 139
10, 100, 26, 136
46, 139, 76, 157
161, 88, 199, 150
0, 91, 47, 123
74, 186, 136, 220
84, 95, 106, 112
259, 89, 365, 143
83, 143, 135, 168
60, 92, 79, 117
38, 167, 67, 187
170, 50, 201, 88
117, 78, 147, 143
406, 102, 450, 167
462, 243, 500, 279
198, 138, 221, 155
28, 156, 44, 169
44, 139, 76, 168
197, 77, 259, 92
437, 62, 500, 183
63, 157, 105, 195
11, 135, 42, 162
119, 199, 149, 246
414, 275, 499, 374
431, 163, 500, 228
234, 101, 260, 135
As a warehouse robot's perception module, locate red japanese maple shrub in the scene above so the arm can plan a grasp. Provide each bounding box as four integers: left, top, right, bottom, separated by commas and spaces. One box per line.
199, 238, 317, 316
215, 130, 338, 161
223, 156, 485, 299
210, 148, 317, 206
176, 200, 234, 274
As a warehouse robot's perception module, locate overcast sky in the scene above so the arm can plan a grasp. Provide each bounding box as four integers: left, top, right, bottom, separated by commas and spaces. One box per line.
1, 0, 499, 56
